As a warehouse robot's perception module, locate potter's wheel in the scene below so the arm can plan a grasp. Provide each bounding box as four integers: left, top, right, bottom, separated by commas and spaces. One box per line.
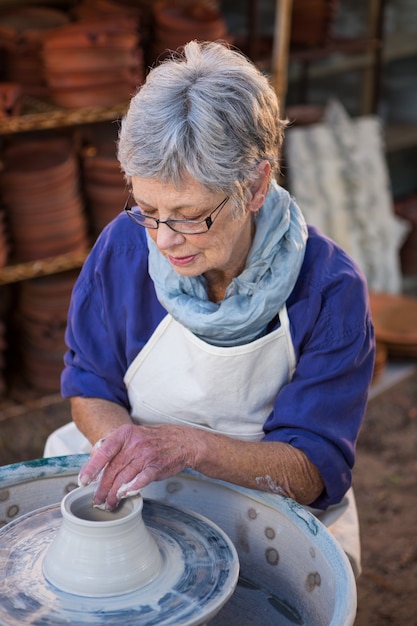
0, 498, 239, 626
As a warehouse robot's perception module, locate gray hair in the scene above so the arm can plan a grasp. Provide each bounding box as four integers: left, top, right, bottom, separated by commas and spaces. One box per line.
118, 40, 287, 216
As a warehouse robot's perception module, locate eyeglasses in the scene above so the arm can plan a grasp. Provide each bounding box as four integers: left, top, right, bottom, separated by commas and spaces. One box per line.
124, 196, 230, 234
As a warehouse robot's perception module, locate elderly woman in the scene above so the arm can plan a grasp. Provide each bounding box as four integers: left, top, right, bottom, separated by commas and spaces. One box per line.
45, 41, 375, 577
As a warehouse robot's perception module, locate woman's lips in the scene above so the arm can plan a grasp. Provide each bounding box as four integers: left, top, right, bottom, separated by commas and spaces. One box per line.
167, 254, 197, 267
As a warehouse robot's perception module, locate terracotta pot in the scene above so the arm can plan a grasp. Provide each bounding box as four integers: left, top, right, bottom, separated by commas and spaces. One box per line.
150, 1, 229, 62
19, 272, 78, 320
41, 16, 139, 49
48, 81, 136, 109
14, 234, 88, 263
2, 137, 88, 261
43, 28, 139, 51
0, 82, 23, 118
6, 186, 82, 214
43, 47, 142, 73
9, 200, 85, 228
84, 166, 125, 187
154, 2, 227, 34
291, 0, 338, 48
46, 66, 142, 89
85, 181, 126, 204
21, 342, 65, 392
0, 7, 69, 95
73, 0, 144, 21
13, 210, 87, 244
2, 138, 77, 183
154, 18, 227, 42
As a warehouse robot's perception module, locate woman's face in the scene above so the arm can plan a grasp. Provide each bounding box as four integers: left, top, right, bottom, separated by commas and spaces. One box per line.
130, 175, 257, 295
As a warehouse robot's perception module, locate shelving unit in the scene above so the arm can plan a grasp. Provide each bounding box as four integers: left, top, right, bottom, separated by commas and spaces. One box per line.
0, 99, 128, 285
0, 0, 416, 400
0, 91, 129, 279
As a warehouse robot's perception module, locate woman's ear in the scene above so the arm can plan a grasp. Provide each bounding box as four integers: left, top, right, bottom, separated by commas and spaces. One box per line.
247, 160, 271, 213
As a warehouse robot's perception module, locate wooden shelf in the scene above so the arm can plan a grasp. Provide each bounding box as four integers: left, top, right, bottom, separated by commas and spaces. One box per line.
0, 249, 89, 285
0, 98, 129, 135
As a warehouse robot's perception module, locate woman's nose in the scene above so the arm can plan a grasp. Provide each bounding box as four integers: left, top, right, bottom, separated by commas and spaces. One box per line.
155, 222, 185, 250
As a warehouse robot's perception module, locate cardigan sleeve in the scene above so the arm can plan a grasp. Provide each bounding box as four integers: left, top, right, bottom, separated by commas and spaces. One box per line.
263, 227, 375, 509
61, 214, 166, 407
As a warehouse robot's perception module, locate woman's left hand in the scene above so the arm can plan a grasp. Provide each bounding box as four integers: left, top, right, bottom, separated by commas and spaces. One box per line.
78, 423, 199, 509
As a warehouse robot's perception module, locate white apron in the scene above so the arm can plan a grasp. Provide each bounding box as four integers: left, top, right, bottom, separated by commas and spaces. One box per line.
124, 307, 296, 440
44, 306, 361, 576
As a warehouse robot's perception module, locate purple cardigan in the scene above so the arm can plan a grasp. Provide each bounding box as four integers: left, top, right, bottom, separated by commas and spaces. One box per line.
61, 213, 375, 509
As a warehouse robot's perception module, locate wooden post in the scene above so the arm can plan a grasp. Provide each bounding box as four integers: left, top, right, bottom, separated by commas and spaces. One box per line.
271, 0, 293, 108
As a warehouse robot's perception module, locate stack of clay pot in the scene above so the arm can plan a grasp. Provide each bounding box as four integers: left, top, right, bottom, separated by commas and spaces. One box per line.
150, 1, 229, 63
17, 271, 78, 393
0, 6, 69, 98
82, 140, 127, 238
72, 0, 147, 25
291, 0, 338, 48
1, 137, 89, 263
72, 0, 153, 63
41, 16, 144, 109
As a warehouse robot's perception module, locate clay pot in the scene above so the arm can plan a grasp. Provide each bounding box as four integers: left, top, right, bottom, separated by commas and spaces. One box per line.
81, 139, 127, 235
0, 6, 69, 41
1, 138, 89, 262
19, 271, 78, 322
291, 0, 338, 48
41, 16, 140, 47
2, 137, 78, 182
46, 66, 141, 89
43, 485, 162, 597
154, 2, 228, 37
0, 7, 69, 96
48, 79, 137, 109
17, 271, 79, 392
13, 232, 88, 263
42, 25, 140, 51
43, 46, 141, 74
0, 82, 23, 118
84, 160, 125, 186
150, 1, 229, 63
85, 183, 126, 234
41, 17, 144, 109
73, 0, 144, 21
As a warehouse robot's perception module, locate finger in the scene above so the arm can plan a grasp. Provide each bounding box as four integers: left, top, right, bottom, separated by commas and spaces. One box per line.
91, 451, 148, 508
98, 464, 161, 511
116, 466, 160, 501
78, 435, 124, 487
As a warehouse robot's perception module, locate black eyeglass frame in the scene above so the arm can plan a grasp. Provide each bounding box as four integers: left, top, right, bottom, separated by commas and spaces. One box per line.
124, 196, 230, 235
